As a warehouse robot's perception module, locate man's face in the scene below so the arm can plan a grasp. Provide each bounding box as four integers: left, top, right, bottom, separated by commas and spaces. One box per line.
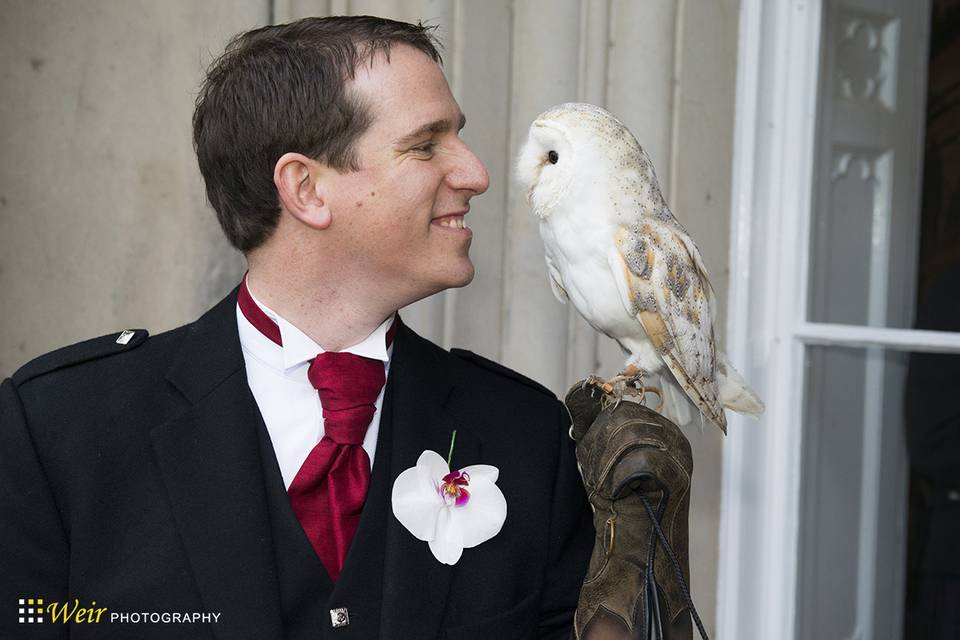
323, 45, 489, 304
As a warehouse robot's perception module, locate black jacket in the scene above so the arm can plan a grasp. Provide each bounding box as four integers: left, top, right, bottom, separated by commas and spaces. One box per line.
1, 288, 593, 639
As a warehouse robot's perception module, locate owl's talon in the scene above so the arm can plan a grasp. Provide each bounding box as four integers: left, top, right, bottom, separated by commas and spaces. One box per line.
580, 376, 607, 399
593, 367, 663, 412
620, 364, 642, 378
642, 385, 665, 413
588, 368, 666, 413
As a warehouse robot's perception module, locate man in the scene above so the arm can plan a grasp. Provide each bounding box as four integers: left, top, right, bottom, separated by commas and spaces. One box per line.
0, 16, 593, 640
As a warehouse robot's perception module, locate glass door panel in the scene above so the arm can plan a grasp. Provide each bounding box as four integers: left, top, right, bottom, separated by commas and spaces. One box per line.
807, 0, 934, 331
797, 345, 919, 640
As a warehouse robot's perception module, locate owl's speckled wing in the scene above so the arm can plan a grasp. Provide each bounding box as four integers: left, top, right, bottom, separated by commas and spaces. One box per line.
613, 222, 727, 432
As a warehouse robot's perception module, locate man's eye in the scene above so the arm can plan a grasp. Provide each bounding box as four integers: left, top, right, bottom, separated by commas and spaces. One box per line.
412, 142, 436, 154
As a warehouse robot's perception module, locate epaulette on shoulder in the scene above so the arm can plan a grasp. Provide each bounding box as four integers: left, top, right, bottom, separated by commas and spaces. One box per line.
12, 329, 149, 387
449, 348, 556, 399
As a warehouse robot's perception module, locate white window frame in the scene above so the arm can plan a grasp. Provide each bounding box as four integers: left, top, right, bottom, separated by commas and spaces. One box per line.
717, 1, 960, 638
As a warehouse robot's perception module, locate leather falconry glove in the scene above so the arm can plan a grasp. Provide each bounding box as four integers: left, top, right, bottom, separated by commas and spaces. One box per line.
565, 380, 709, 640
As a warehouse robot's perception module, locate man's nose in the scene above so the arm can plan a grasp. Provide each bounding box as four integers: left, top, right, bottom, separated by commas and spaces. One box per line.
447, 140, 490, 195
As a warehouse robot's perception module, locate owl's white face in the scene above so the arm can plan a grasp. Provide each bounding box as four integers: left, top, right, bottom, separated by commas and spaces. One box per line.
517, 102, 632, 220
516, 115, 577, 219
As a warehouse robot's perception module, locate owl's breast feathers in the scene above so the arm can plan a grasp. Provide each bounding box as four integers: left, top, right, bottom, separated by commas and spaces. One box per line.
538, 208, 641, 340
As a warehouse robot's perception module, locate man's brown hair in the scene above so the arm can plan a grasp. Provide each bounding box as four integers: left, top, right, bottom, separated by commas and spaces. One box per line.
193, 16, 442, 252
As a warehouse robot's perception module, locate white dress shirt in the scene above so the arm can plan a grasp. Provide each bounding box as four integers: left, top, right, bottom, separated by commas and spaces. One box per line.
236, 281, 393, 489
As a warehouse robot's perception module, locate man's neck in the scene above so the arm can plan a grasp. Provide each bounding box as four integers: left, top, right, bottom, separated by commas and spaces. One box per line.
244, 268, 395, 353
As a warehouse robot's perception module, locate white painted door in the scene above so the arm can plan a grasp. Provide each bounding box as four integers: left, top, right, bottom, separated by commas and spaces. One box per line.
718, 1, 960, 639
797, 1, 929, 638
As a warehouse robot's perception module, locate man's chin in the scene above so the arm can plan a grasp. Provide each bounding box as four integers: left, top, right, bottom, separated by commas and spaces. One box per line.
399, 265, 475, 308
427, 262, 475, 295
447, 262, 475, 289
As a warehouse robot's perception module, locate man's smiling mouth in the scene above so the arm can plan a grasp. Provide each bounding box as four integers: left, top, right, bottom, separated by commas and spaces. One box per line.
431, 209, 470, 231
432, 214, 467, 229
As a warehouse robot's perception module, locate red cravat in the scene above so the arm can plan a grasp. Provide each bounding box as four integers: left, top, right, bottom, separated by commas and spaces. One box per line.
237, 278, 395, 582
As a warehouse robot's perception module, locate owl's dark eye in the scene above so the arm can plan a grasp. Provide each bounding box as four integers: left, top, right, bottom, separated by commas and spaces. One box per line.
548, 150, 559, 165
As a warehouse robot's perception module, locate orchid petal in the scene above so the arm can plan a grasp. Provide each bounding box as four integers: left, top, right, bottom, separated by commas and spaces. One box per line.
391, 462, 444, 541
454, 478, 507, 548
417, 450, 451, 479
428, 507, 464, 565
460, 464, 499, 484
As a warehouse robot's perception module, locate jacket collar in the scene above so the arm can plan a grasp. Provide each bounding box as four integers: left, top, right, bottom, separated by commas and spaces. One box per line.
164, 286, 246, 405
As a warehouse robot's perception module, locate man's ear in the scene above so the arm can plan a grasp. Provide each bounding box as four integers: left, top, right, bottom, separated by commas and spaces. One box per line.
274, 152, 332, 230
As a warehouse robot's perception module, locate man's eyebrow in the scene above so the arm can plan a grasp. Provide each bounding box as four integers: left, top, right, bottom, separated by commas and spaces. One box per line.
395, 113, 467, 146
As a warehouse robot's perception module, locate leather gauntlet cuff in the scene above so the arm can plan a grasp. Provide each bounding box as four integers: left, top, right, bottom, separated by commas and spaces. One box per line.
566, 381, 696, 640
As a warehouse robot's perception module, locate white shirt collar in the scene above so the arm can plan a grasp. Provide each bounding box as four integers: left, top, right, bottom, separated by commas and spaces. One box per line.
239, 277, 394, 373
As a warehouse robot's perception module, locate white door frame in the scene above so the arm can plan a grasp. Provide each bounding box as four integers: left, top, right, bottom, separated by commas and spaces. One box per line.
717, 1, 824, 637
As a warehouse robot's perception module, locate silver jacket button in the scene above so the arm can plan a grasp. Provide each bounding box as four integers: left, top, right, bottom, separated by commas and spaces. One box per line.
330, 607, 349, 628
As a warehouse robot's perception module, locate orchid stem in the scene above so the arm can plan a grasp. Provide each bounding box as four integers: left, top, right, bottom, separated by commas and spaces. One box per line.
446, 430, 458, 468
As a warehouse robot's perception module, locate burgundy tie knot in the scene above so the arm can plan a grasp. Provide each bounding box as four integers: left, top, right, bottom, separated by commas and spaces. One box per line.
307, 351, 386, 445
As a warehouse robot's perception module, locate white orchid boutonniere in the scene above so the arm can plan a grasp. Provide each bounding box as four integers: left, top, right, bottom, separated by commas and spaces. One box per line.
391, 431, 507, 565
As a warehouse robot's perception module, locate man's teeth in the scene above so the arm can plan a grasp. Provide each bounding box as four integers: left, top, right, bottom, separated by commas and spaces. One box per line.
436, 216, 466, 229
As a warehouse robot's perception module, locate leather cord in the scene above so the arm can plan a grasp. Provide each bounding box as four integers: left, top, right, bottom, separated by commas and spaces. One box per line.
639, 494, 710, 640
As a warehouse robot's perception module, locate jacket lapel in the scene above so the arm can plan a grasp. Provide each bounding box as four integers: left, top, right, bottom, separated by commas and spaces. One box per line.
151, 288, 284, 640
379, 321, 481, 640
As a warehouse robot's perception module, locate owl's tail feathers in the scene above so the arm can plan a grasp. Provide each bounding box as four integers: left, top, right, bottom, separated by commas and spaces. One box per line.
717, 354, 764, 416
657, 373, 709, 433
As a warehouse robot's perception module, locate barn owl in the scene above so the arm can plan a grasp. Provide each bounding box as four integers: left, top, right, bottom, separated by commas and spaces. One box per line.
515, 102, 762, 432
